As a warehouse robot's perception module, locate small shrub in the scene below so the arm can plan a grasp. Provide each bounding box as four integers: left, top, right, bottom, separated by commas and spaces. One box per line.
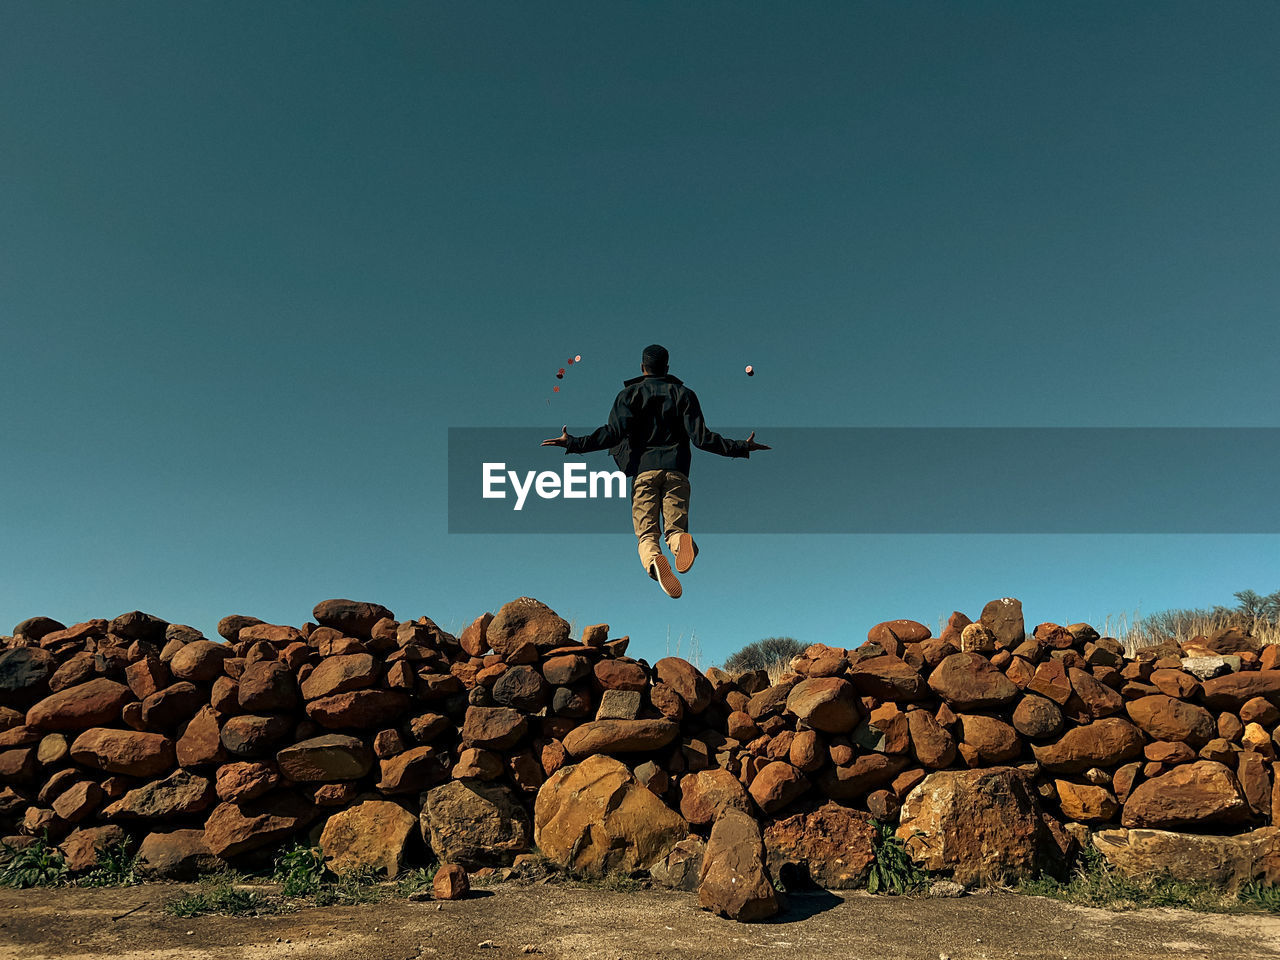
273, 843, 327, 898
0, 836, 68, 889
313, 868, 387, 906
395, 866, 438, 898
165, 877, 278, 918
866, 820, 927, 896
723, 637, 806, 675
78, 838, 139, 888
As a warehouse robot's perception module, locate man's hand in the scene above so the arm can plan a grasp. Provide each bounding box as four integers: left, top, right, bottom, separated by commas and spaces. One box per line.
745, 431, 770, 453
541, 425, 570, 448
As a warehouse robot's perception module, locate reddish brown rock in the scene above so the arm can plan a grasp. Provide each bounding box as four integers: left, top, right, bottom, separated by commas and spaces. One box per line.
140, 682, 204, 730
168, 641, 230, 684
492, 665, 550, 712
70, 728, 175, 777
102, 770, 214, 819
306, 690, 408, 730
785, 677, 859, 733
897, 767, 1060, 884
654, 657, 714, 713
1067, 667, 1124, 718
748, 760, 809, 814
26, 679, 132, 732
542, 654, 590, 686
928, 653, 1018, 711
1055, 781, 1120, 824
424, 779, 532, 868
47, 654, 96, 693
215, 761, 279, 802
562, 718, 679, 757
52, 780, 104, 823
1201, 671, 1280, 712
461, 706, 528, 749
907, 709, 957, 768
319, 798, 418, 877
136, 829, 224, 879
1012, 695, 1064, 740
1125, 695, 1215, 748
236, 661, 298, 712
452, 747, 504, 780
378, 745, 447, 794
957, 714, 1023, 765
698, 807, 779, 922
593, 659, 648, 692
220, 714, 291, 757
1145, 741, 1196, 765
818, 752, 910, 800
534, 755, 685, 876
124, 658, 170, 701
1122, 761, 1248, 829
487, 597, 569, 658
312, 599, 395, 639
433, 862, 470, 900
0, 747, 37, 783
1031, 718, 1145, 774
58, 824, 128, 872
276, 734, 373, 782
679, 769, 753, 825
846, 656, 928, 701
203, 792, 316, 858
763, 801, 876, 889
1026, 660, 1073, 705
1149, 669, 1202, 700
299, 653, 378, 700
980, 598, 1025, 647
458, 613, 493, 658
176, 706, 226, 767
649, 682, 685, 721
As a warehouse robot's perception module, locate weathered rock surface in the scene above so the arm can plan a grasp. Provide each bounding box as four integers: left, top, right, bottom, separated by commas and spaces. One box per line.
319, 799, 417, 877
422, 780, 531, 868
698, 807, 779, 922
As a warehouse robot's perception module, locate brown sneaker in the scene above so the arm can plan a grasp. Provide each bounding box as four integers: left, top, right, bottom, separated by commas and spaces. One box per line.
650, 556, 682, 598
672, 533, 698, 574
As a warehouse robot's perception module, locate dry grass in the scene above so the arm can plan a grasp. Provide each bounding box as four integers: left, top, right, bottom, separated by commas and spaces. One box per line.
1103, 608, 1280, 657
664, 626, 703, 670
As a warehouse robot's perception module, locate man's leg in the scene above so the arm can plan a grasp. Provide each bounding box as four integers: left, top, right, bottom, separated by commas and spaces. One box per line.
662, 470, 698, 573
633, 470, 680, 597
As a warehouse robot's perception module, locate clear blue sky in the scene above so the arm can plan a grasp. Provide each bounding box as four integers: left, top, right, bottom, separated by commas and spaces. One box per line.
2, 2, 1277, 663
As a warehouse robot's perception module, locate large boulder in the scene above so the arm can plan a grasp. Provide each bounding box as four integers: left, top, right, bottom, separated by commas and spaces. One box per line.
1030, 718, 1145, 774
422, 780, 531, 868
58, 825, 129, 872
748, 760, 810, 813
846, 656, 928, 701
1121, 761, 1249, 829
305, 690, 408, 730
533, 754, 687, 877
763, 801, 876, 889
927, 653, 1018, 711
299, 654, 379, 701
70, 728, 175, 777
136, 829, 225, 880
0, 647, 55, 707
1201, 671, 1280, 711
679, 769, 752, 826
26, 679, 132, 731
168, 641, 230, 684
1125, 695, 1215, 747
654, 657, 714, 714
1093, 826, 1280, 890
203, 793, 317, 858
460, 706, 528, 749
237, 661, 298, 712
897, 767, 1062, 884
102, 770, 215, 820
979, 597, 1025, 647
311, 599, 396, 638
487, 597, 569, 659
698, 808, 779, 922
319, 799, 418, 877
785, 678, 859, 733
562, 718, 679, 757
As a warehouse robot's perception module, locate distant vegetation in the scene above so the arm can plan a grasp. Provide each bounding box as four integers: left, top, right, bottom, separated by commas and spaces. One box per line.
1116, 588, 1280, 649
722, 636, 805, 675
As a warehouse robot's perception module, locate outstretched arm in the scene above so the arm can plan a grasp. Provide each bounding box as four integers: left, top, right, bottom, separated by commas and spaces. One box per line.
681, 391, 768, 457
540, 392, 633, 454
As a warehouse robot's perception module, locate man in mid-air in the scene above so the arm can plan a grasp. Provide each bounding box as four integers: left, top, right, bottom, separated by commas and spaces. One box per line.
541, 344, 769, 598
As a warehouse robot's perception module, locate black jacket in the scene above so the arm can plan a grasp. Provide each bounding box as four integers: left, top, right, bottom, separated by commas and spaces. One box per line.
564, 373, 750, 477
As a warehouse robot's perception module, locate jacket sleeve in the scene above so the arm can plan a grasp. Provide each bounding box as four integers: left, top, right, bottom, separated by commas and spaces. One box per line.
680, 389, 749, 458
564, 390, 634, 455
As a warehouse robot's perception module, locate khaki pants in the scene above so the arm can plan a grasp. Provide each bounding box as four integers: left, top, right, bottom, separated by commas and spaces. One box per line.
631, 469, 690, 577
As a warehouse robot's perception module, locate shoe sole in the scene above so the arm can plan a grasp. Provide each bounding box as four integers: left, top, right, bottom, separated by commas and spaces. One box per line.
651, 556, 682, 598
673, 533, 697, 574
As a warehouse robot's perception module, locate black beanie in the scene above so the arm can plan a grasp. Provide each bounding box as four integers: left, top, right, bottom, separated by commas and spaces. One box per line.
642, 344, 669, 373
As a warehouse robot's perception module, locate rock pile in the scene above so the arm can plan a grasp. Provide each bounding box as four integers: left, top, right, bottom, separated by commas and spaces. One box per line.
2, 597, 1278, 919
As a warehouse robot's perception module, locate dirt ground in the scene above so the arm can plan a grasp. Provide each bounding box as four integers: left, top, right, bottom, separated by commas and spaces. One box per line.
1, 882, 1277, 960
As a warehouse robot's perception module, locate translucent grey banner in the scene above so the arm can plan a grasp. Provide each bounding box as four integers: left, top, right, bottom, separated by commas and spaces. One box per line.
448, 427, 1280, 533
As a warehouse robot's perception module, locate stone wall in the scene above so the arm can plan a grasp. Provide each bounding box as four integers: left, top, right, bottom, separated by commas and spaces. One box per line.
1, 596, 1276, 907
